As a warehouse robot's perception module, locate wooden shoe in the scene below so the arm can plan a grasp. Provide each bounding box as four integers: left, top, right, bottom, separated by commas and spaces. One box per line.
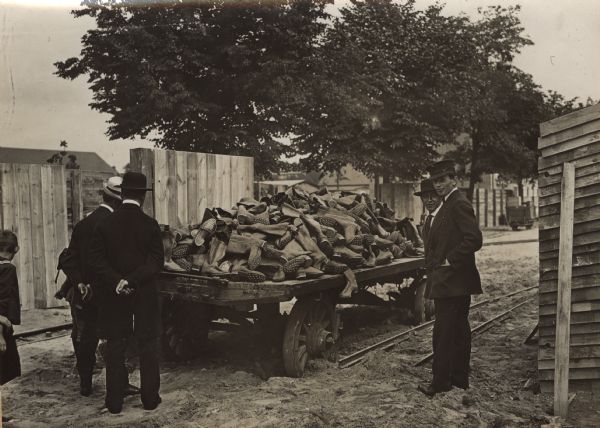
237, 205, 270, 225
193, 218, 217, 247
173, 257, 193, 271
172, 244, 193, 258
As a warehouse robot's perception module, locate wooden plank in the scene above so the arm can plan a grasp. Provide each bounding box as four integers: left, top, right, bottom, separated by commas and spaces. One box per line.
40, 166, 59, 309
540, 252, 600, 273
216, 155, 232, 209
70, 170, 83, 226
539, 173, 600, 198
28, 165, 47, 310
540, 287, 600, 306
540, 331, 600, 346
540, 275, 596, 297
186, 152, 200, 226
51, 166, 68, 307
205, 154, 216, 209
230, 155, 241, 206
539, 193, 600, 217
175, 151, 188, 228
541, 264, 600, 282
541, 131, 600, 158
539, 119, 600, 149
197, 153, 208, 215
540, 368, 600, 381
540, 219, 600, 242
247, 157, 255, 199
14, 164, 35, 310
129, 148, 155, 216
540, 310, 600, 327
540, 344, 600, 360
539, 183, 600, 208
540, 357, 600, 370
539, 161, 600, 188
165, 150, 178, 227
153, 149, 170, 225
0, 164, 17, 234
541, 379, 600, 393
540, 103, 600, 138
539, 205, 600, 230
539, 138, 600, 170
553, 162, 575, 418
539, 150, 600, 177
541, 322, 600, 338
540, 238, 600, 259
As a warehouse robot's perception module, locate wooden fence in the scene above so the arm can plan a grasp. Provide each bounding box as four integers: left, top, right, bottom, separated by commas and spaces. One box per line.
473, 188, 508, 228
537, 102, 600, 393
0, 163, 68, 309
130, 148, 254, 228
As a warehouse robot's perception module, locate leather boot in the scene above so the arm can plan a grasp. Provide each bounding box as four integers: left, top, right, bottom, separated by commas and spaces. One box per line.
200, 236, 228, 274
237, 223, 290, 237
332, 245, 365, 268
226, 233, 265, 270
230, 258, 267, 283
297, 266, 324, 279
300, 214, 334, 258
294, 224, 329, 270
275, 226, 297, 249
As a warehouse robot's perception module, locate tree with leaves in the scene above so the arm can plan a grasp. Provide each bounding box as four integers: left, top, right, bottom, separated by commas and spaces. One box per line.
55, 0, 330, 177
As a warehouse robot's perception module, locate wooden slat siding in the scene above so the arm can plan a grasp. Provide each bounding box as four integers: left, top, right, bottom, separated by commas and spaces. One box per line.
540, 103, 600, 138
219, 155, 232, 209
540, 287, 600, 306
538, 136, 600, 171
205, 154, 216, 209
539, 162, 600, 190
541, 380, 600, 394
175, 152, 188, 228
539, 301, 600, 317
541, 357, 600, 370
539, 150, 600, 179
540, 131, 600, 159
540, 219, 600, 243
541, 322, 600, 338
539, 173, 599, 198
540, 311, 600, 327
71, 170, 83, 226
230, 155, 240, 207
165, 150, 178, 227
40, 166, 58, 309
540, 368, 600, 381
540, 193, 600, 217
540, 240, 600, 261
28, 165, 47, 309
540, 250, 600, 273
186, 153, 200, 226
539, 205, 600, 230
129, 148, 156, 216
539, 183, 600, 208
540, 275, 598, 293
540, 332, 600, 347
539, 119, 600, 152
153, 149, 170, 225
247, 156, 255, 199
541, 264, 600, 282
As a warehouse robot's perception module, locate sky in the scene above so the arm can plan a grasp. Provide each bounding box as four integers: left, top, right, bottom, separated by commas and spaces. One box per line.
1, 0, 599, 171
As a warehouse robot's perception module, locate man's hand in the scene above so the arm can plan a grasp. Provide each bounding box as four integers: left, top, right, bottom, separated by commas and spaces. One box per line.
440, 259, 451, 267
77, 283, 92, 302
0, 315, 12, 331
0, 334, 6, 354
116, 279, 132, 295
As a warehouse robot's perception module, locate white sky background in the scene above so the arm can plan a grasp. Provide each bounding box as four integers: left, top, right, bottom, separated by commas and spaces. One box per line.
1, 0, 599, 171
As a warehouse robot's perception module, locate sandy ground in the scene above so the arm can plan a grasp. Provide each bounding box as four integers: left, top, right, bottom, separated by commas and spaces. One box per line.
3, 227, 599, 427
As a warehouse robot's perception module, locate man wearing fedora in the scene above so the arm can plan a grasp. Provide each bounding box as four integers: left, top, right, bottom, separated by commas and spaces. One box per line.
57, 176, 123, 396
418, 160, 483, 397
90, 171, 164, 414
414, 178, 442, 246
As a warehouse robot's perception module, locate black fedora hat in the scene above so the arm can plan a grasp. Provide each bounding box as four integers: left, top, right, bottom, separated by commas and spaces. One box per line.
120, 171, 153, 191
414, 178, 436, 196
427, 159, 456, 180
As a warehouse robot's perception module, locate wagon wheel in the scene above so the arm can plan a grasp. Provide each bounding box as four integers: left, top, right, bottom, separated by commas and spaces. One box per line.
282, 295, 339, 378
413, 277, 434, 324
162, 299, 212, 361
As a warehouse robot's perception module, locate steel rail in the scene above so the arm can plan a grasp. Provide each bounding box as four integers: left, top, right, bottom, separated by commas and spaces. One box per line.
14, 322, 73, 340
413, 297, 534, 366
338, 285, 537, 369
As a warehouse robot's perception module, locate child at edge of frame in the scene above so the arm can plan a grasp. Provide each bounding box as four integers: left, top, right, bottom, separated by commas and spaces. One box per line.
0, 230, 22, 424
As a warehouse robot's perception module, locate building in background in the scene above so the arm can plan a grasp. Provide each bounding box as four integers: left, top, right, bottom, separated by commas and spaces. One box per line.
0, 146, 116, 174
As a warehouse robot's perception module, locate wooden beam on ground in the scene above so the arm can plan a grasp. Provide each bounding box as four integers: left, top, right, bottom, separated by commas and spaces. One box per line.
554, 161, 576, 418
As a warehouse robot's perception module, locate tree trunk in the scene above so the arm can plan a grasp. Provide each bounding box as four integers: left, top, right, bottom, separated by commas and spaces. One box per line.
467, 137, 480, 203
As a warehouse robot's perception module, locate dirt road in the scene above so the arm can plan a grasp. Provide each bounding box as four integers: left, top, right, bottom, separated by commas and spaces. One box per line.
2, 228, 598, 427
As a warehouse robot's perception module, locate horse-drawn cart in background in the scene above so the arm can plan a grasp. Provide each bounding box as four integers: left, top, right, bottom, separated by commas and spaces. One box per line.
158, 257, 429, 377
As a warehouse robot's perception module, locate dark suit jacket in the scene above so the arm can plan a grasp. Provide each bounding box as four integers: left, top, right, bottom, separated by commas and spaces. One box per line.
425, 189, 483, 299
61, 206, 113, 306
89, 203, 164, 339
0, 260, 20, 325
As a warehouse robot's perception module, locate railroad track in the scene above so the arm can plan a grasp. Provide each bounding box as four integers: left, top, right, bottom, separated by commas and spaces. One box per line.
338, 285, 538, 369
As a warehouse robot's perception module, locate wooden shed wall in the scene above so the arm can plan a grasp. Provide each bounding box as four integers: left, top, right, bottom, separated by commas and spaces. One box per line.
130, 148, 254, 228
537, 103, 600, 392
66, 170, 114, 233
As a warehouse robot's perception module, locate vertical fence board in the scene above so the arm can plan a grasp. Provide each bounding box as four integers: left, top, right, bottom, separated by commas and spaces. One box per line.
206, 154, 217, 209
198, 153, 208, 216
165, 150, 178, 227
186, 153, 200, 225
230, 156, 241, 205
15, 164, 35, 310
40, 166, 58, 309
28, 165, 47, 309
130, 148, 155, 216
51, 166, 68, 307
175, 152, 188, 228
153, 150, 170, 225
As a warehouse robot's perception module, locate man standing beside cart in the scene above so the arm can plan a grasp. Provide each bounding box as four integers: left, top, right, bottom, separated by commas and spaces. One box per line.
418, 160, 483, 397
90, 171, 164, 414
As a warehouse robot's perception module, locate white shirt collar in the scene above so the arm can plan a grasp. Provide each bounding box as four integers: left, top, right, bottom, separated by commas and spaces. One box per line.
429, 202, 443, 218
122, 199, 141, 207
100, 204, 114, 213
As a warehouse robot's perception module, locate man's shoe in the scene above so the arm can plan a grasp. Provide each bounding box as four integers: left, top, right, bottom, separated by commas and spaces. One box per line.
143, 396, 162, 411
452, 379, 469, 390
417, 383, 451, 398
124, 384, 141, 396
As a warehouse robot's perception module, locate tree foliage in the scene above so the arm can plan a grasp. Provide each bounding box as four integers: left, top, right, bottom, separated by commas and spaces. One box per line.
55, 0, 330, 177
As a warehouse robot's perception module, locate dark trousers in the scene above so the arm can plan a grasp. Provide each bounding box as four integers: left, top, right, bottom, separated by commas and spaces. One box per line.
105, 335, 160, 413
432, 295, 471, 390
71, 304, 99, 389
0, 331, 21, 385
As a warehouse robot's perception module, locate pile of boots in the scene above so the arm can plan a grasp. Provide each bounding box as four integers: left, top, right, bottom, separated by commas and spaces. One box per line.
161, 189, 424, 296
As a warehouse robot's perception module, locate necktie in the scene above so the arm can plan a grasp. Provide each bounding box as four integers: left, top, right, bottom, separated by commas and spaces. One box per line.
423, 214, 433, 243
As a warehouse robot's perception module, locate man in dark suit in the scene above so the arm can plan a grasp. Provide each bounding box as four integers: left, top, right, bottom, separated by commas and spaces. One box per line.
414, 178, 442, 246
57, 176, 122, 396
90, 171, 164, 414
418, 160, 483, 397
